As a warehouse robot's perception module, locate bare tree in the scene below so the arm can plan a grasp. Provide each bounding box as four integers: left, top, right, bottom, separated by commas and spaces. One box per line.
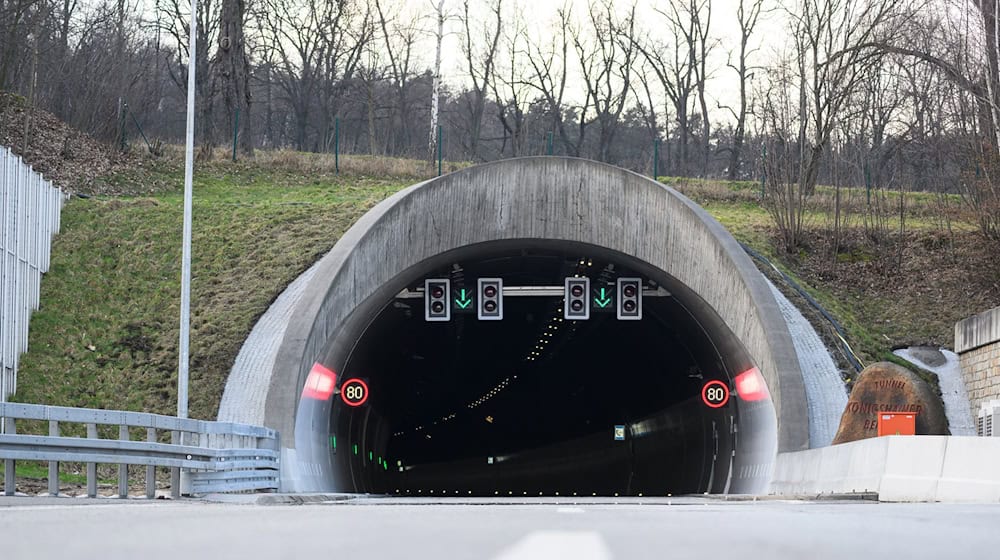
634, 3, 697, 176
489, 4, 530, 157
0, 0, 44, 90
669, 0, 714, 176
428, 0, 447, 162
460, 0, 502, 161
524, 5, 576, 156
375, 0, 419, 155
255, 0, 342, 151
316, 1, 371, 153
788, 0, 909, 196
720, 0, 766, 180
160, 0, 222, 157
571, 0, 637, 163
216, 0, 253, 156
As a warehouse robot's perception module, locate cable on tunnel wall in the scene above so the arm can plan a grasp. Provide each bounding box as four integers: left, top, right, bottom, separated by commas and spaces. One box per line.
739, 243, 864, 374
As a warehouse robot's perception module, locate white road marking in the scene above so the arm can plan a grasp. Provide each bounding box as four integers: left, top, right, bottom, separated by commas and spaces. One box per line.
493, 531, 611, 560
556, 507, 585, 513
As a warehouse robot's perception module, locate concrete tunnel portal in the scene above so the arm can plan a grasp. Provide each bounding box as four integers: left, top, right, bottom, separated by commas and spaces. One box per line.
239, 157, 808, 495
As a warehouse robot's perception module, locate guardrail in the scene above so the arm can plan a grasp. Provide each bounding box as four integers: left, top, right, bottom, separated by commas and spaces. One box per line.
0, 402, 279, 498
1, 146, 64, 402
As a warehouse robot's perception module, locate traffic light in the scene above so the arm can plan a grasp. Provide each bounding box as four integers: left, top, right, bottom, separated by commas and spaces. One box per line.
478, 278, 503, 320
617, 277, 642, 320
425, 278, 451, 321
564, 277, 590, 320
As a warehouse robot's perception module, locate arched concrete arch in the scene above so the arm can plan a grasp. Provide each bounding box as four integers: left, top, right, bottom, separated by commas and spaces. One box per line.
257, 156, 807, 489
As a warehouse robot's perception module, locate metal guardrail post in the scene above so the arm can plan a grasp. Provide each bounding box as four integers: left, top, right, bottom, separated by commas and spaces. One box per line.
170, 430, 180, 499
118, 424, 128, 498
3, 416, 14, 496
145, 427, 156, 499
86, 423, 97, 498
47, 420, 59, 496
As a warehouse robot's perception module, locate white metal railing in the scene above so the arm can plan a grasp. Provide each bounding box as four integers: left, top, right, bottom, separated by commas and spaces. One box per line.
1, 402, 280, 497
0, 146, 64, 402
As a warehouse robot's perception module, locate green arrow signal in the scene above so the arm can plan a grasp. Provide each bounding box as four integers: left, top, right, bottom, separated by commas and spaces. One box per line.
455, 288, 472, 309
594, 287, 612, 308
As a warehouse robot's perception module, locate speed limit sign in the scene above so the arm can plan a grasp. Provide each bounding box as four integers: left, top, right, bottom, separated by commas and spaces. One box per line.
701, 380, 730, 409
340, 378, 369, 407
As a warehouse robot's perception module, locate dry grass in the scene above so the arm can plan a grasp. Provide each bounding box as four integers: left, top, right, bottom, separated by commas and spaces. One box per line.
158, 144, 473, 180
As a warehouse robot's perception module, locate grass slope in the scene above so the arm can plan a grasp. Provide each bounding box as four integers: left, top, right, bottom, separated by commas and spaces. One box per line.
16, 155, 408, 419
12, 154, 1000, 420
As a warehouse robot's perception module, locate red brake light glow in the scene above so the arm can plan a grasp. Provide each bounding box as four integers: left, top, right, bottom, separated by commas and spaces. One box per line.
735, 367, 769, 402
302, 362, 337, 401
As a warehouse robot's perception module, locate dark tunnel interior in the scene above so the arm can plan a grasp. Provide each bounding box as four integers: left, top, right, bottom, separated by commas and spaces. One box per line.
297, 242, 778, 496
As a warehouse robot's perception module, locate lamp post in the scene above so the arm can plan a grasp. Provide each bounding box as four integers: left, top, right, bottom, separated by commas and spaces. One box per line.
179, 0, 197, 422
173, 0, 198, 498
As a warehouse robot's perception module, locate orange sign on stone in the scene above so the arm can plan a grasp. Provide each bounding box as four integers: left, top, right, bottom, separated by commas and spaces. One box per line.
877, 413, 917, 436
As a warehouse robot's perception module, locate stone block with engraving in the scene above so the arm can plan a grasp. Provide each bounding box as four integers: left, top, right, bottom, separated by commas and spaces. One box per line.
832, 361, 949, 444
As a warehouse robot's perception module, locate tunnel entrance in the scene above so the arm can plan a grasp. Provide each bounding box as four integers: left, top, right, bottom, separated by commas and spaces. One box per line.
297, 241, 777, 496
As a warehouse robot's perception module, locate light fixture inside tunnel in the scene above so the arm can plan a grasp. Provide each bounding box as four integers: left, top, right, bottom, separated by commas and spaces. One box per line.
735, 367, 768, 401
302, 363, 336, 401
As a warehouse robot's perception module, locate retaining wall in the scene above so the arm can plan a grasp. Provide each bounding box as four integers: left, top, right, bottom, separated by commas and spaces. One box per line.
955, 306, 1000, 419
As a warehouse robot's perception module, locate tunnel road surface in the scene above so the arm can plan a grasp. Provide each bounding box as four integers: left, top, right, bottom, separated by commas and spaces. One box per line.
2, 496, 999, 559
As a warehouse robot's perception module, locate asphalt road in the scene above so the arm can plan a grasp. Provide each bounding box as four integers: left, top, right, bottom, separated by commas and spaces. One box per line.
1, 496, 999, 559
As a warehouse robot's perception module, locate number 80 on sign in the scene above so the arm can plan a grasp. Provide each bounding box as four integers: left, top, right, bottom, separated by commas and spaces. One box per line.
701, 380, 730, 408
341, 378, 369, 407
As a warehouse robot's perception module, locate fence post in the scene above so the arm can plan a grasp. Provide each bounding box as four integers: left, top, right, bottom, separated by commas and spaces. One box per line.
232, 107, 240, 163
0, 149, 8, 403
334, 117, 340, 175
86, 423, 97, 498
653, 137, 660, 180
437, 125, 443, 177
760, 143, 767, 199
546, 131, 553, 156
146, 428, 156, 499
865, 161, 871, 205
3, 417, 14, 496
118, 424, 129, 498
47, 420, 59, 496
170, 430, 180, 499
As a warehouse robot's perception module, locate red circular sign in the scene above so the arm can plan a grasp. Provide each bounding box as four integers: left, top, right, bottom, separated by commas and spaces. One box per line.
701, 380, 730, 408
340, 378, 369, 407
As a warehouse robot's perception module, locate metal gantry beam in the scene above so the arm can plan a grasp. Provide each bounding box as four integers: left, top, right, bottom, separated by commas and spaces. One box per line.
395, 284, 671, 299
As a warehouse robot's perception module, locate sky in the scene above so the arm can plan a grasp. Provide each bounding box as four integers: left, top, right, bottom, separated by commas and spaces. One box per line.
428, 0, 790, 124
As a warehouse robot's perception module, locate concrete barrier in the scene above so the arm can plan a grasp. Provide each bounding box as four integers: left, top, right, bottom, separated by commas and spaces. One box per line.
771, 436, 1000, 502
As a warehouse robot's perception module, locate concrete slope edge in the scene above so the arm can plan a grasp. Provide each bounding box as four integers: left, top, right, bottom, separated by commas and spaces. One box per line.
259, 157, 808, 479
771, 435, 1000, 502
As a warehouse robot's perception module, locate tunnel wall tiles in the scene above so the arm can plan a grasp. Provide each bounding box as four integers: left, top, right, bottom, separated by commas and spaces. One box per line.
956, 306, 1000, 420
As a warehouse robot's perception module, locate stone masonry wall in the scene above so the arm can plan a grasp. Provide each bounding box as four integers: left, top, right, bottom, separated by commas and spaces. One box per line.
956, 306, 1000, 421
